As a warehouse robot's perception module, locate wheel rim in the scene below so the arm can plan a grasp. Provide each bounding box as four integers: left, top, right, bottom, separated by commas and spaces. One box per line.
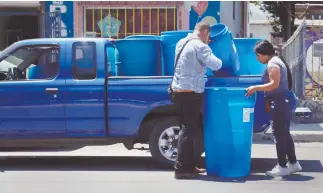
158, 126, 180, 162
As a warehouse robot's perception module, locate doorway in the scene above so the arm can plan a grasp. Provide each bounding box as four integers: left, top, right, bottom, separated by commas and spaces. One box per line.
0, 15, 39, 50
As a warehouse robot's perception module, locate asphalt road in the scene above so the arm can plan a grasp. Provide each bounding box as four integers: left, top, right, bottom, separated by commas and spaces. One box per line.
0, 143, 322, 193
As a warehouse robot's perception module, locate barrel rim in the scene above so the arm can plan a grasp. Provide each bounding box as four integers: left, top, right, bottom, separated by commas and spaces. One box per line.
209, 24, 228, 39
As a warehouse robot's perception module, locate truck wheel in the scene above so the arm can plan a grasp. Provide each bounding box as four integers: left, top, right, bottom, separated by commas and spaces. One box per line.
148, 116, 204, 166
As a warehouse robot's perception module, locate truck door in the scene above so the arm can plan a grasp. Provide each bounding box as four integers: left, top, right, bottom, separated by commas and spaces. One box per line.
64, 41, 106, 137
0, 43, 66, 139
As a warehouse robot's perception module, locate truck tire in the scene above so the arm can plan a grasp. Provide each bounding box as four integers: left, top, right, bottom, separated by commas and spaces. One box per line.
148, 116, 204, 166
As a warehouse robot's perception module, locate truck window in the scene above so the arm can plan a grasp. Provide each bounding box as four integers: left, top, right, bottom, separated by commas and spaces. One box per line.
0, 45, 60, 81
72, 42, 96, 80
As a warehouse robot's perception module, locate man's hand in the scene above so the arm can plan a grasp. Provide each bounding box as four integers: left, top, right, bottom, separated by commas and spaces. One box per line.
204, 34, 210, 44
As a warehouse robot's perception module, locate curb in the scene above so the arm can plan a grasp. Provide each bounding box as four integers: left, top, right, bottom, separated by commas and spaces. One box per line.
253, 122, 323, 143
290, 131, 323, 142
253, 130, 323, 143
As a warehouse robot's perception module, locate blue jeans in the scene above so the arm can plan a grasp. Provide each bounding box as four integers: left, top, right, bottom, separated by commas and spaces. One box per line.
268, 92, 297, 167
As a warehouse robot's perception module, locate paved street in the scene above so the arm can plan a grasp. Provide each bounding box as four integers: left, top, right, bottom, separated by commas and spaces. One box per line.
0, 142, 322, 193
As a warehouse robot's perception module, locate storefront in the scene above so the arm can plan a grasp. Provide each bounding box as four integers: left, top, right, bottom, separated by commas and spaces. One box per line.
74, 1, 185, 38
0, 1, 42, 49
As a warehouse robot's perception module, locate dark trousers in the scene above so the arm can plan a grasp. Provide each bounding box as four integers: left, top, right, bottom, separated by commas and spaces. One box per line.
173, 92, 203, 172
269, 93, 297, 168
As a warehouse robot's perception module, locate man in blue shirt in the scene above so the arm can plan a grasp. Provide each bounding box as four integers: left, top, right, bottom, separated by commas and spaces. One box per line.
171, 21, 222, 179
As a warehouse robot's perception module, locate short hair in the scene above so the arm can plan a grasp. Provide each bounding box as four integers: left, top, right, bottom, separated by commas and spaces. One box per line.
194, 21, 210, 32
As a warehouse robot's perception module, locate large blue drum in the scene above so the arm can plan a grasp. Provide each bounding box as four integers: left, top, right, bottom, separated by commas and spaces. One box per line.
204, 87, 256, 177
115, 38, 162, 76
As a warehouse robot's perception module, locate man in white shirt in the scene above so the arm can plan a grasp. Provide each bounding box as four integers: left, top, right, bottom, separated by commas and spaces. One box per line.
171, 21, 222, 179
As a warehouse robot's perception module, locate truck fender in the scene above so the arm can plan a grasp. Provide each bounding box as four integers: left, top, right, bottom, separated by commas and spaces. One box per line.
136, 100, 177, 141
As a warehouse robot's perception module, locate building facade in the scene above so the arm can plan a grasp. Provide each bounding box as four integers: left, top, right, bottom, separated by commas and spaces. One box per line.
44, 1, 74, 38
0, 1, 249, 50
248, 3, 276, 40
74, 1, 183, 38
0, 1, 43, 49
73, 1, 249, 39
220, 1, 249, 38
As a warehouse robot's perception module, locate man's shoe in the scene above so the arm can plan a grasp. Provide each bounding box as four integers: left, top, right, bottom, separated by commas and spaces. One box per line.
194, 167, 206, 174
175, 172, 200, 179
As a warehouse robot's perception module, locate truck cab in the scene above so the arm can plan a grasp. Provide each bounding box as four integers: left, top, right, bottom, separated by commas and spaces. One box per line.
0, 38, 271, 166
0, 38, 110, 139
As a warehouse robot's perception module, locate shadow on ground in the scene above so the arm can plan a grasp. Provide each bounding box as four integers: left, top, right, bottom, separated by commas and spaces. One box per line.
197, 158, 321, 182
198, 173, 316, 183
0, 156, 321, 183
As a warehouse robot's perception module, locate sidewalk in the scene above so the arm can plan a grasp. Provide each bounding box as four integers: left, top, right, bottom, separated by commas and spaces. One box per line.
253, 122, 323, 143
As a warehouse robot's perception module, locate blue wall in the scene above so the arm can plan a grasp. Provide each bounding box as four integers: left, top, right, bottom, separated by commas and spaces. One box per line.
45, 1, 74, 37
189, 1, 221, 30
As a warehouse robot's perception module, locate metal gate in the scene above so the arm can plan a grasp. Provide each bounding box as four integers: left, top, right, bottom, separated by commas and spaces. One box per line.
80, 6, 177, 38
45, 11, 62, 38
304, 15, 323, 100
281, 17, 307, 100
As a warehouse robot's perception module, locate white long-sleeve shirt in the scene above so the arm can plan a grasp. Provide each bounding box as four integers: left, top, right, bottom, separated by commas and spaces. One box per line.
171, 33, 222, 93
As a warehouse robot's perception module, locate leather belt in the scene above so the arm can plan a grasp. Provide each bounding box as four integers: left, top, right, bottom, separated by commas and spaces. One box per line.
174, 90, 194, 93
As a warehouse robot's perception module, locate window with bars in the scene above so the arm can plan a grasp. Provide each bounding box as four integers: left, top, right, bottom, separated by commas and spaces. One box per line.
84, 7, 178, 39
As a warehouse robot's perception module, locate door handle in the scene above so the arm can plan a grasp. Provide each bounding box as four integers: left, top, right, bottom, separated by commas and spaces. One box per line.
45, 88, 58, 94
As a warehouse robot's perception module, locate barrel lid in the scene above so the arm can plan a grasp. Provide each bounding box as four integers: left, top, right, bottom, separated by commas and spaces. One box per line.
209, 24, 228, 40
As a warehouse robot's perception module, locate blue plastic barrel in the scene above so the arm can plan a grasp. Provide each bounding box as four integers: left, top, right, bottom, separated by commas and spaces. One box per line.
233, 38, 266, 75
208, 24, 240, 76
125, 35, 164, 75
204, 87, 256, 177
28, 63, 59, 79
205, 76, 270, 133
106, 45, 118, 76
115, 38, 162, 76
161, 30, 192, 75
27, 65, 41, 79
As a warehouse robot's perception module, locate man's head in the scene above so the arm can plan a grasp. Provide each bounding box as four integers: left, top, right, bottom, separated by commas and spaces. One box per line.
193, 21, 211, 44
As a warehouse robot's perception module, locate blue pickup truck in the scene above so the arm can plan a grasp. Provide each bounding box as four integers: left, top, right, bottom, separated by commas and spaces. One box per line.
0, 38, 270, 165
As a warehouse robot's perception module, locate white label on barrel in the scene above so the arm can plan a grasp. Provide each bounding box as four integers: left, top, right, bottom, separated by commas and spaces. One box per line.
243, 108, 251, 122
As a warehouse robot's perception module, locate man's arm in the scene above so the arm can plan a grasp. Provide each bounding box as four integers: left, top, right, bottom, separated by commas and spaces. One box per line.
196, 43, 222, 71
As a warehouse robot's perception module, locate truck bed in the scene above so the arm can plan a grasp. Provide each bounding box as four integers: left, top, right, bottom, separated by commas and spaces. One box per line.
107, 75, 269, 136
